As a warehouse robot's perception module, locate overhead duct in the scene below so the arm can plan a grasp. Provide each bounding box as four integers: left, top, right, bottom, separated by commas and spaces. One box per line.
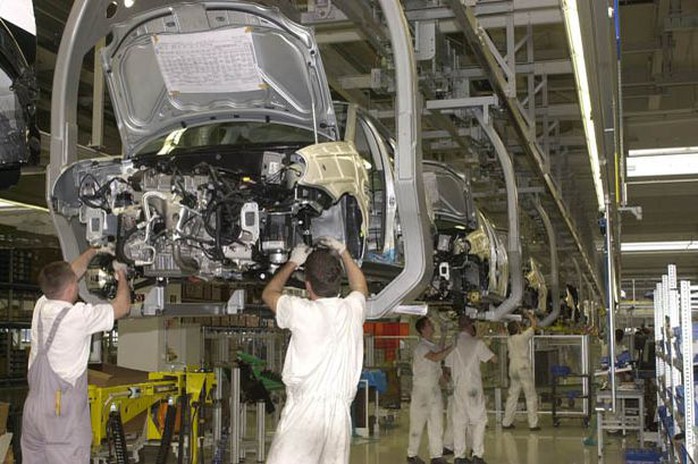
475, 111, 522, 321
367, 0, 433, 318
535, 198, 560, 327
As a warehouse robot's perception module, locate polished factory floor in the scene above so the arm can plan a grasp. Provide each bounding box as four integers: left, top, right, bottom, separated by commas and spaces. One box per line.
348, 412, 640, 464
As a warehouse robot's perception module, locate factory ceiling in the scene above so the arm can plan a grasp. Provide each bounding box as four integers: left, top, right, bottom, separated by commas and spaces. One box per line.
1, 0, 696, 307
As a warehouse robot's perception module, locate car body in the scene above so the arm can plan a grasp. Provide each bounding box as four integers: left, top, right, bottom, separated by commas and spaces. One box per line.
523, 257, 548, 313
422, 160, 509, 310
50, 1, 411, 307
0, 1, 39, 187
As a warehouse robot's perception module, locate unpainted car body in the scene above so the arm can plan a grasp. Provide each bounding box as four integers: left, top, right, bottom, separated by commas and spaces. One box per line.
422, 160, 509, 310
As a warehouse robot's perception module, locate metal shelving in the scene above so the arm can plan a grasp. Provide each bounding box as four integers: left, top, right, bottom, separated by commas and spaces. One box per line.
655, 264, 696, 463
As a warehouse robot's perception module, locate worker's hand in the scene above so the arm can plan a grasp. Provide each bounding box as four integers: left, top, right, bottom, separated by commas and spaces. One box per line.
112, 260, 128, 274
289, 244, 313, 267
114, 268, 127, 283
316, 236, 347, 255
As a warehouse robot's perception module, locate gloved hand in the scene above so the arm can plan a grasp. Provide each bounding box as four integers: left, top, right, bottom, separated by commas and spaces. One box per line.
289, 244, 313, 267
316, 236, 347, 255
112, 260, 128, 273
114, 269, 127, 283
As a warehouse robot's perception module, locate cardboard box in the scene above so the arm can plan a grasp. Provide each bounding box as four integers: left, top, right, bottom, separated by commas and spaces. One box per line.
88, 365, 149, 387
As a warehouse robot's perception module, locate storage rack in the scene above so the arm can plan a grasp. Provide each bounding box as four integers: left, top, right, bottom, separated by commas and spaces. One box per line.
655, 264, 696, 463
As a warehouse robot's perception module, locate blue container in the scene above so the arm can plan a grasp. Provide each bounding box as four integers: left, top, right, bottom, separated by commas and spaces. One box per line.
551, 365, 571, 377
624, 448, 662, 464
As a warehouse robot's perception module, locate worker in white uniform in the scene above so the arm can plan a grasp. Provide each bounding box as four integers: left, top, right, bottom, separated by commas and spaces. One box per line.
262, 237, 368, 464
445, 315, 496, 464
406, 316, 454, 464
22, 249, 132, 463
501, 311, 540, 431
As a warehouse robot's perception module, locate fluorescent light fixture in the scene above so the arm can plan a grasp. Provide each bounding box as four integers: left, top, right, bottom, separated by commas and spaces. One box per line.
621, 241, 698, 253
0, 199, 48, 212
561, 0, 605, 212
629, 146, 698, 157
627, 153, 698, 178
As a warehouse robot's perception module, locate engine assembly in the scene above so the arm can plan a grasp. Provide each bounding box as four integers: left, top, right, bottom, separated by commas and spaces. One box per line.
53, 144, 368, 282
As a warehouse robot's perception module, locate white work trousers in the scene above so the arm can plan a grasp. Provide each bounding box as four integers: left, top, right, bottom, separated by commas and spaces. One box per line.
502, 364, 539, 428
266, 392, 351, 464
407, 383, 444, 458
443, 395, 454, 449
452, 383, 487, 459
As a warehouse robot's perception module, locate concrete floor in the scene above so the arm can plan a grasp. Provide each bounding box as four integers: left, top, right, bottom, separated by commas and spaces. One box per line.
348, 412, 636, 464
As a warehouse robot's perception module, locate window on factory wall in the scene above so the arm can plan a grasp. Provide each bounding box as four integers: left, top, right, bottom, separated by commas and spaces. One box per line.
627, 147, 698, 178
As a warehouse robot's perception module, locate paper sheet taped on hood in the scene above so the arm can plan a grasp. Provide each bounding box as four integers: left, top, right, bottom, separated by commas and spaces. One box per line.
152, 27, 263, 94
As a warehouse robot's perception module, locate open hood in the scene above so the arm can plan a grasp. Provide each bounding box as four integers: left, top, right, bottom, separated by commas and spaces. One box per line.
102, 1, 337, 156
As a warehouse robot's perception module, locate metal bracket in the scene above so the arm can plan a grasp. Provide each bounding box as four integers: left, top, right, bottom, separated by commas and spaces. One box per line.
226, 289, 246, 315
619, 206, 643, 221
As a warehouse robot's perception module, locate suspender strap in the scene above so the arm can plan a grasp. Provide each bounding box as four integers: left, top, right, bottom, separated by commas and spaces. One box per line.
37, 305, 72, 353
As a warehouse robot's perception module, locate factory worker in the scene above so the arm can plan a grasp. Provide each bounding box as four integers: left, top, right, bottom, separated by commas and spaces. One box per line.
445, 315, 496, 464
406, 316, 454, 464
262, 237, 368, 464
22, 249, 132, 463
501, 311, 540, 431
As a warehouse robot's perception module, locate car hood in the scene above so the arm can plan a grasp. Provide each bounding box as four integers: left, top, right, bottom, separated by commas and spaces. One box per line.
102, 1, 337, 156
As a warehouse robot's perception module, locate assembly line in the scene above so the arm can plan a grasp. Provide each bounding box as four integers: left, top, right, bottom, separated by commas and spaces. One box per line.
0, 0, 688, 463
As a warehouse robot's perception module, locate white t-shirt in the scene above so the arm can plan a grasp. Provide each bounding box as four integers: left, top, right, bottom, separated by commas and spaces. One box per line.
412, 338, 442, 388
276, 291, 366, 400
28, 296, 114, 385
445, 332, 494, 389
507, 327, 534, 370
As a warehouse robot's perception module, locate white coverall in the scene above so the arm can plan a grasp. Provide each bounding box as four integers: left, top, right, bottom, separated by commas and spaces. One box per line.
266, 291, 366, 464
445, 332, 494, 460
502, 327, 539, 428
443, 395, 473, 453
407, 339, 444, 459
442, 394, 454, 451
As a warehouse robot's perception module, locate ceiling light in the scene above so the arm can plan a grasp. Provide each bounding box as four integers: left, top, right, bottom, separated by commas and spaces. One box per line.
627, 152, 698, 178
629, 146, 698, 157
621, 241, 698, 253
561, 0, 605, 212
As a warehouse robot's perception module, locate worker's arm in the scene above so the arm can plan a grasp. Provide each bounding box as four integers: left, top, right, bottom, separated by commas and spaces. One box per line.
261, 262, 297, 314
527, 310, 538, 330
489, 354, 498, 363
262, 245, 312, 313
425, 344, 455, 362
340, 249, 369, 297
111, 269, 131, 320
70, 247, 97, 280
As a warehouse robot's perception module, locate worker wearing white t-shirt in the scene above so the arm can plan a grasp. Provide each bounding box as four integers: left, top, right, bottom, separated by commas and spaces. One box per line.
502, 311, 540, 431
406, 317, 454, 464
445, 315, 496, 464
262, 237, 368, 464
22, 248, 132, 463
